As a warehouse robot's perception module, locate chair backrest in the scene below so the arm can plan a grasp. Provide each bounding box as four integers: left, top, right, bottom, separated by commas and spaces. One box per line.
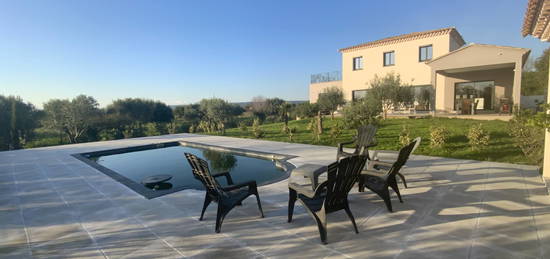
324, 155, 368, 211
411, 137, 422, 154
184, 153, 224, 196
387, 139, 418, 178
354, 124, 377, 156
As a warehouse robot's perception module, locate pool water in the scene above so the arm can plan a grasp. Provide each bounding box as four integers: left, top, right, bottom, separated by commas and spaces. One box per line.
90, 145, 287, 192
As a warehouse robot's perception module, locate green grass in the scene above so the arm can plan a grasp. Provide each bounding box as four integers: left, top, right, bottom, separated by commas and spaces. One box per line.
206, 117, 530, 165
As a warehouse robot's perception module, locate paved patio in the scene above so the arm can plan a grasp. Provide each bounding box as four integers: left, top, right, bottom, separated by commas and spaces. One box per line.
1, 134, 549, 258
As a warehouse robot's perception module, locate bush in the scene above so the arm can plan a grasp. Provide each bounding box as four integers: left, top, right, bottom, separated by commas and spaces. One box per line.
467, 124, 490, 150
342, 95, 381, 129
144, 123, 162, 136
123, 123, 145, 138
99, 128, 123, 141
429, 126, 448, 148
288, 127, 296, 142
508, 108, 546, 168
399, 125, 411, 147
239, 121, 248, 132
329, 122, 344, 144
252, 118, 263, 138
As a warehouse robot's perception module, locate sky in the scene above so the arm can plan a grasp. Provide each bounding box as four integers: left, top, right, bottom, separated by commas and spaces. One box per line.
0, 0, 547, 108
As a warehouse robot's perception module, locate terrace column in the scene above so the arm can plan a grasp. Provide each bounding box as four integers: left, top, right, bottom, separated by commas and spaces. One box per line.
512, 61, 522, 109
430, 69, 437, 115
544, 56, 550, 177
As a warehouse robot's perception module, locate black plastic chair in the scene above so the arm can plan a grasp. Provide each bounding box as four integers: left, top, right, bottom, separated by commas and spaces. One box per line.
371, 137, 422, 188
358, 139, 418, 212
337, 124, 377, 160
184, 153, 264, 233
288, 155, 367, 244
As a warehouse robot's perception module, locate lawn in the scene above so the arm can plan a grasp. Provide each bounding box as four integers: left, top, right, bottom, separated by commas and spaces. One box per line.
207, 117, 530, 165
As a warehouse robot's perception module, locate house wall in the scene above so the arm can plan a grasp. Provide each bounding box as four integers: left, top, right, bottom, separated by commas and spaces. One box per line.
436, 68, 515, 112
340, 34, 457, 101
309, 80, 343, 103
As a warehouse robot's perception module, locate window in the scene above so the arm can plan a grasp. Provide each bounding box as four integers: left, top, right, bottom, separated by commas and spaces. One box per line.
454, 81, 495, 111
383, 51, 395, 66
352, 89, 369, 101
353, 56, 363, 70
419, 45, 432, 61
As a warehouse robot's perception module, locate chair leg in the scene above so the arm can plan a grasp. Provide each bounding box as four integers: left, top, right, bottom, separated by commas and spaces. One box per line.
288, 188, 297, 223
358, 176, 365, 192
344, 201, 359, 234
215, 204, 228, 233
313, 212, 328, 244
255, 194, 264, 218
200, 193, 212, 221
378, 189, 393, 212
389, 181, 403, 203
397, 172, 408, 188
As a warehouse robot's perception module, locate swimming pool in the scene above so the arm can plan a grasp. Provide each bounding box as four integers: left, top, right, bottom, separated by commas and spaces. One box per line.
74, 142, 294, 199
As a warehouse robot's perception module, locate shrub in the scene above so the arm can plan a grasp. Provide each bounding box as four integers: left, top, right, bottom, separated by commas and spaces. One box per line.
144, 123, 161, 136
399, 125, 411, 147
310, 117, 322, 142
99, 128, 122, 141
467, 123, 490, 150
342, 95, 381, 129
508, 107, 546, 169
281, 123, 290, 134
288, 127, 296, 142
329, 122, 344, 144
252, 118, 263, 138
123, 123, 145, 138
188, 125, 196, 133
429, 125, 448, 148
239, 121, 248, 132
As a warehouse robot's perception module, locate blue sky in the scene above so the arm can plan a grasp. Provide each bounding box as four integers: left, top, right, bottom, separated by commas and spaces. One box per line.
0, 0, 547, 108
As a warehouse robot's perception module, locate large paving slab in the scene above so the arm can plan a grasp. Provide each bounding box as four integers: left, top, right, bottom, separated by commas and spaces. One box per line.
0, 133, 548, 258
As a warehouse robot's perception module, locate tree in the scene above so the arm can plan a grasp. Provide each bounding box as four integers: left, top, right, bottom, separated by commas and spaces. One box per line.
317, 87, 345, 119
342, 94, 382, 129
43, 99, 70, 144
369, 72, 413, 119
43, 95, 100, 143
294, 102, 319, 119
522, 48, 549, 96
106, 98, 173, 123
0, 95, 39, 150
198, 98, 243, 133
174, 104, 202, 126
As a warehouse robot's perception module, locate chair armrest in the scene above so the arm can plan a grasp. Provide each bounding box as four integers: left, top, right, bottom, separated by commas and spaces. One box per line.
312, 181, 330, 197
223, 180, 256, 192
212, 171, 234, 185
337, 137, 357, 152
366, 160, 393, 171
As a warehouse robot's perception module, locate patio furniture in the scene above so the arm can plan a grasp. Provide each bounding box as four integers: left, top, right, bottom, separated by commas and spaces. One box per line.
371, 137, 421, 188
288, 155, 367, 244
184, 153, 264, 233
336, 124, 377, 160
358, 139, 418, 212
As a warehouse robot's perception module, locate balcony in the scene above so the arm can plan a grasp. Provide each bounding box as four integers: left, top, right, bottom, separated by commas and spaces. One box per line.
310, 71, 341, 84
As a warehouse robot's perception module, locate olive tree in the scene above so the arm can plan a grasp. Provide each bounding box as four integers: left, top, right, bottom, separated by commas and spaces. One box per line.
317, 86, 345, 119
369, 72, 413, 119
43, 95, 101, 143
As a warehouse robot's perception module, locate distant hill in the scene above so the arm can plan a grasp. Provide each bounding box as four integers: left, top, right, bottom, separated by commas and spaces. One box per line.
232, 100, 308, 107
170, 100, 307, 109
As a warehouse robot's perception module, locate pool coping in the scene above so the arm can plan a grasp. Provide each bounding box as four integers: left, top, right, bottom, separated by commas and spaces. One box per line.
72, 140, 297, 199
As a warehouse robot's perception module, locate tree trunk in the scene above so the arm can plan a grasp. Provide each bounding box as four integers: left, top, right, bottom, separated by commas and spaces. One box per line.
331, 111, 334, 120
317, 111, 323, 134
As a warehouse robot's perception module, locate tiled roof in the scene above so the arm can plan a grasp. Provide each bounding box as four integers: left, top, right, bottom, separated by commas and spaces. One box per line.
522, 0, 550, 41
339, 27, 465, 53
